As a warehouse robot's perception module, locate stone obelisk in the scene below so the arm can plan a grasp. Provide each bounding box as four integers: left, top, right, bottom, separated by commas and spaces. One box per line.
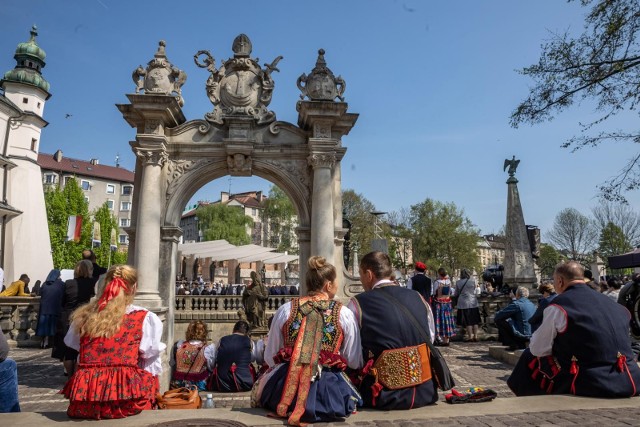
503, 156, 537, 289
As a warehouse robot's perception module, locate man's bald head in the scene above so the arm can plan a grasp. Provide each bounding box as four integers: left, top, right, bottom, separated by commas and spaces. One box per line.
553, 261, 585, 294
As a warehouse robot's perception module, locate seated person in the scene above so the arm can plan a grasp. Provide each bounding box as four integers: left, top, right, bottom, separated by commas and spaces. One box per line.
0, 274, 31, 297
170, 320, 216, 391
0, 331, 20, 412
528, 282, 557, 333
208, 320, 256, 392
509, 261, 640, 397
494, 286, 536, 350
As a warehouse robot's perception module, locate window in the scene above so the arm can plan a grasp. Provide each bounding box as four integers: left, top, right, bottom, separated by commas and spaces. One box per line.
119, 234, 129, 244
84, 196, 90, 204
81, 180, 90, 191
120, 218, 130, 227
106, 184, 115, 194
64, 176, 73, 185
106, 199, 114, 210
31, 138, 38, 151
44, 174, 56, 184
252, 208, 257, 216
120, 201, 131, 211
122, 185, 133, 196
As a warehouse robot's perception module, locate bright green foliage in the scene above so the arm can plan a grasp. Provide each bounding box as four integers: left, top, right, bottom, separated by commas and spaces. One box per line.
44, 178, 91, 269
538, 243, 564, 279
409, 198, 481, 275
599, 221, 632, 260
342, 189, 377, 256
196, 203, 253, 246
262, 185, 297, 253
92, 202, 127, 268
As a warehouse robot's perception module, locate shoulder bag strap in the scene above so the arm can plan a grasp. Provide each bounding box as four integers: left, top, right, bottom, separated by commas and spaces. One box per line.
378, 286, 435, 352
457, 278, 470, 295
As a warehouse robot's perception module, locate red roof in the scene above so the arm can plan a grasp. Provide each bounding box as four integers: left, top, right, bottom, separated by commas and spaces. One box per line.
38, 152, 134, 183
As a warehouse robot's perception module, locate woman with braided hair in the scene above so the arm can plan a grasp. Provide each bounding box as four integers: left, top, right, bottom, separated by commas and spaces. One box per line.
252, 256, 362, 426
61, 265, 165, 419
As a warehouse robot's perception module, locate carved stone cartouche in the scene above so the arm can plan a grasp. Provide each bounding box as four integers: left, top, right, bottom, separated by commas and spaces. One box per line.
132, 40, 187, 106
297, 49, 345, 102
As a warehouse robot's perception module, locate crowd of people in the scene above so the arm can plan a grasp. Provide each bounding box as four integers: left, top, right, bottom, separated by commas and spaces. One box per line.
175, 279, 299, 296
2, 253, 640, 424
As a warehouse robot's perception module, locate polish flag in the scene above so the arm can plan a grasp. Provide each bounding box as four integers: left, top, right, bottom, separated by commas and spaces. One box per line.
66, 216, 83, 242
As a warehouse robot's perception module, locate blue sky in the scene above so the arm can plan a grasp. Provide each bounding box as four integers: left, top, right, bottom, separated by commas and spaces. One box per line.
3, 0, 639, 238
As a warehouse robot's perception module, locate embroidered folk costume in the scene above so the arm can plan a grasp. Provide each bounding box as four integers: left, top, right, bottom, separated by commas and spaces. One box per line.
252, 296, 362, 426
61, 273, 165, 419
508, 283, 640, 397
170, 340, 215, 391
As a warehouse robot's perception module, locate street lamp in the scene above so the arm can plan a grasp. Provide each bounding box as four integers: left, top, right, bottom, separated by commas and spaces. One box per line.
370, 211, 388, 253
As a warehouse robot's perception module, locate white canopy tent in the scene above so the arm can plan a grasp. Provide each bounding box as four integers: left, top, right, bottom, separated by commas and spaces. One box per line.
178, 240, 298, 264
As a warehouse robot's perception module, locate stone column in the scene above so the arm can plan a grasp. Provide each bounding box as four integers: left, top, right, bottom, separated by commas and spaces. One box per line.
308, 153, 336, 264
132, 147, 167, 308
297, 226, 311, 295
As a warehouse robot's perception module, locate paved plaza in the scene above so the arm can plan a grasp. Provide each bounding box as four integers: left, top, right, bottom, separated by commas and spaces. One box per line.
5, 341, 640, 425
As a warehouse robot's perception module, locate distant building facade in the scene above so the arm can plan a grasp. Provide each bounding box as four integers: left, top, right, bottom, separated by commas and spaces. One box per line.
38, 150, 135, 249
477, 234, 505, 268
0, 26, 54, 283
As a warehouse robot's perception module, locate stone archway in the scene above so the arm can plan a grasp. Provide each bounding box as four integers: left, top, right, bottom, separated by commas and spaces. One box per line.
117, 35, 359, 348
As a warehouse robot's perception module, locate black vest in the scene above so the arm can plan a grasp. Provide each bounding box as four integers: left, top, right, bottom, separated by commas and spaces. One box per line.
214, 334, 254, 392
411, 274, 432, 300
552, 284, 640, 397
353, 285, 438, 409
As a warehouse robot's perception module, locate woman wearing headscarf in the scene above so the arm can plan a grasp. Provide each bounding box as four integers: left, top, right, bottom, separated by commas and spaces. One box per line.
36, 269, 65, 349
61, 264, 165, 419
252, 256, 362, 426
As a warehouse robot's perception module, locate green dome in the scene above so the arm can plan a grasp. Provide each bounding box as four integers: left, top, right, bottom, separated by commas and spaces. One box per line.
2, 25, 50, 93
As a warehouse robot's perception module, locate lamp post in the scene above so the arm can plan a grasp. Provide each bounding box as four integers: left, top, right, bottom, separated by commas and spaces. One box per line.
370, 211, 388, 253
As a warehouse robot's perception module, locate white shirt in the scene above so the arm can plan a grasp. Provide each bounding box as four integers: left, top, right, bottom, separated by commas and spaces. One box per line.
64, 304, 167, 376
528, 304, 568, 357
347, 280, 436, 343
264, 300, 362, 370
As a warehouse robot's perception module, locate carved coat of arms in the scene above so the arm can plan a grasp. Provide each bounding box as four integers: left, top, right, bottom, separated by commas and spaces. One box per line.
195, 34, 282, 125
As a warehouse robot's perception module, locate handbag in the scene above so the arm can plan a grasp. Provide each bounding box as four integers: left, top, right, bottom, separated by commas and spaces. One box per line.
451, 278, 469, 306
156, 386, 202, 409
380, 287, 455, 391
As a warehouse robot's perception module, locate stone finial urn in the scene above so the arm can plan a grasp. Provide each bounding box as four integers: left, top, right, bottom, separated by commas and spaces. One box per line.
297, 49, 345, 101
132, 40, 187, 106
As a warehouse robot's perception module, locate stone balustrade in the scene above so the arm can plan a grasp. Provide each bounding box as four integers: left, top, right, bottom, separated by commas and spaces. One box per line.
0, 297, 41, 347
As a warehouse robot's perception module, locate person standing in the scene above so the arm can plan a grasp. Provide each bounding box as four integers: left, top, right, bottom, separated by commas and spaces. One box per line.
432, 268, 455, 346
82, 249, 107, 279
52, 260, 97, 375
406, 262, 432, 303
254, 256, 362, 426
455, 269, 481, 342
348, 251, 438, 410
36, 270, 65, 349
0, 274, 31, 297
61, 265, 165, 419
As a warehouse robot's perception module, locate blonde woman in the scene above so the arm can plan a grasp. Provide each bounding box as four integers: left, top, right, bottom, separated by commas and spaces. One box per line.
61, 265, 165, 419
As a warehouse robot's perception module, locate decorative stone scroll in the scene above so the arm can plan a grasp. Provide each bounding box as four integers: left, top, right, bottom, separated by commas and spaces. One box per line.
307, 153, 336, 169
132, 40, 187, 106
165, 158, 213, 198
194, 34, 283, 125
134, 148, 168, 167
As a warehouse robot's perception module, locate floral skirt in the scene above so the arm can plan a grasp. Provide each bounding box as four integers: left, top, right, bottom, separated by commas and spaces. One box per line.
434, 299, 456, 338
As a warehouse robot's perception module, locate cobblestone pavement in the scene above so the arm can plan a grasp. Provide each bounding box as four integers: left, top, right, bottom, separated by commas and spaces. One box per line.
13, 341, 513, 413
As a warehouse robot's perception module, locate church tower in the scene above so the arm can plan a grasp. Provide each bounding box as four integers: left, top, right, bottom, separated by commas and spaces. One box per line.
0, 25, 53, 285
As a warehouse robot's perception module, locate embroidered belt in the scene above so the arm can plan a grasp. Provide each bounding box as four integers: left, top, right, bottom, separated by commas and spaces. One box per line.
373, 343, 432, 390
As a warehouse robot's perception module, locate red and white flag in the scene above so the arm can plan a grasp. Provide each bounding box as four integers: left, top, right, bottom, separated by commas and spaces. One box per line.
66, 215, 83, 242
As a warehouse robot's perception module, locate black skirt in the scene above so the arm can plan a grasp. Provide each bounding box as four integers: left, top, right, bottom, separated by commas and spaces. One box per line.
456, 307, 481, 327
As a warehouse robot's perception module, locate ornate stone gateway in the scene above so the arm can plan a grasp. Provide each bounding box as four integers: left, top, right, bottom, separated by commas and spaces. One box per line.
118, 35, 358, 348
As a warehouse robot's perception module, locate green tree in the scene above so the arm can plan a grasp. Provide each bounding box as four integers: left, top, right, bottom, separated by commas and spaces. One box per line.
342, 189, 377, 256
262, 185, 297, 253
92, 202, 126, 268
386, 208, 413, 271
547, 208, 598, 262
44, 178, 91, 269
511, 0, 640, 202
196, 204, 253, 245
409, 198, 481, 275
538, 243, 564, 279
599, 221, 632, 260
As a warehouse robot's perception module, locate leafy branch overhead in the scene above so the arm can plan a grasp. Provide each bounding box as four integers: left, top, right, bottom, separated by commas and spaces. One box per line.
510, 0, 640, 202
